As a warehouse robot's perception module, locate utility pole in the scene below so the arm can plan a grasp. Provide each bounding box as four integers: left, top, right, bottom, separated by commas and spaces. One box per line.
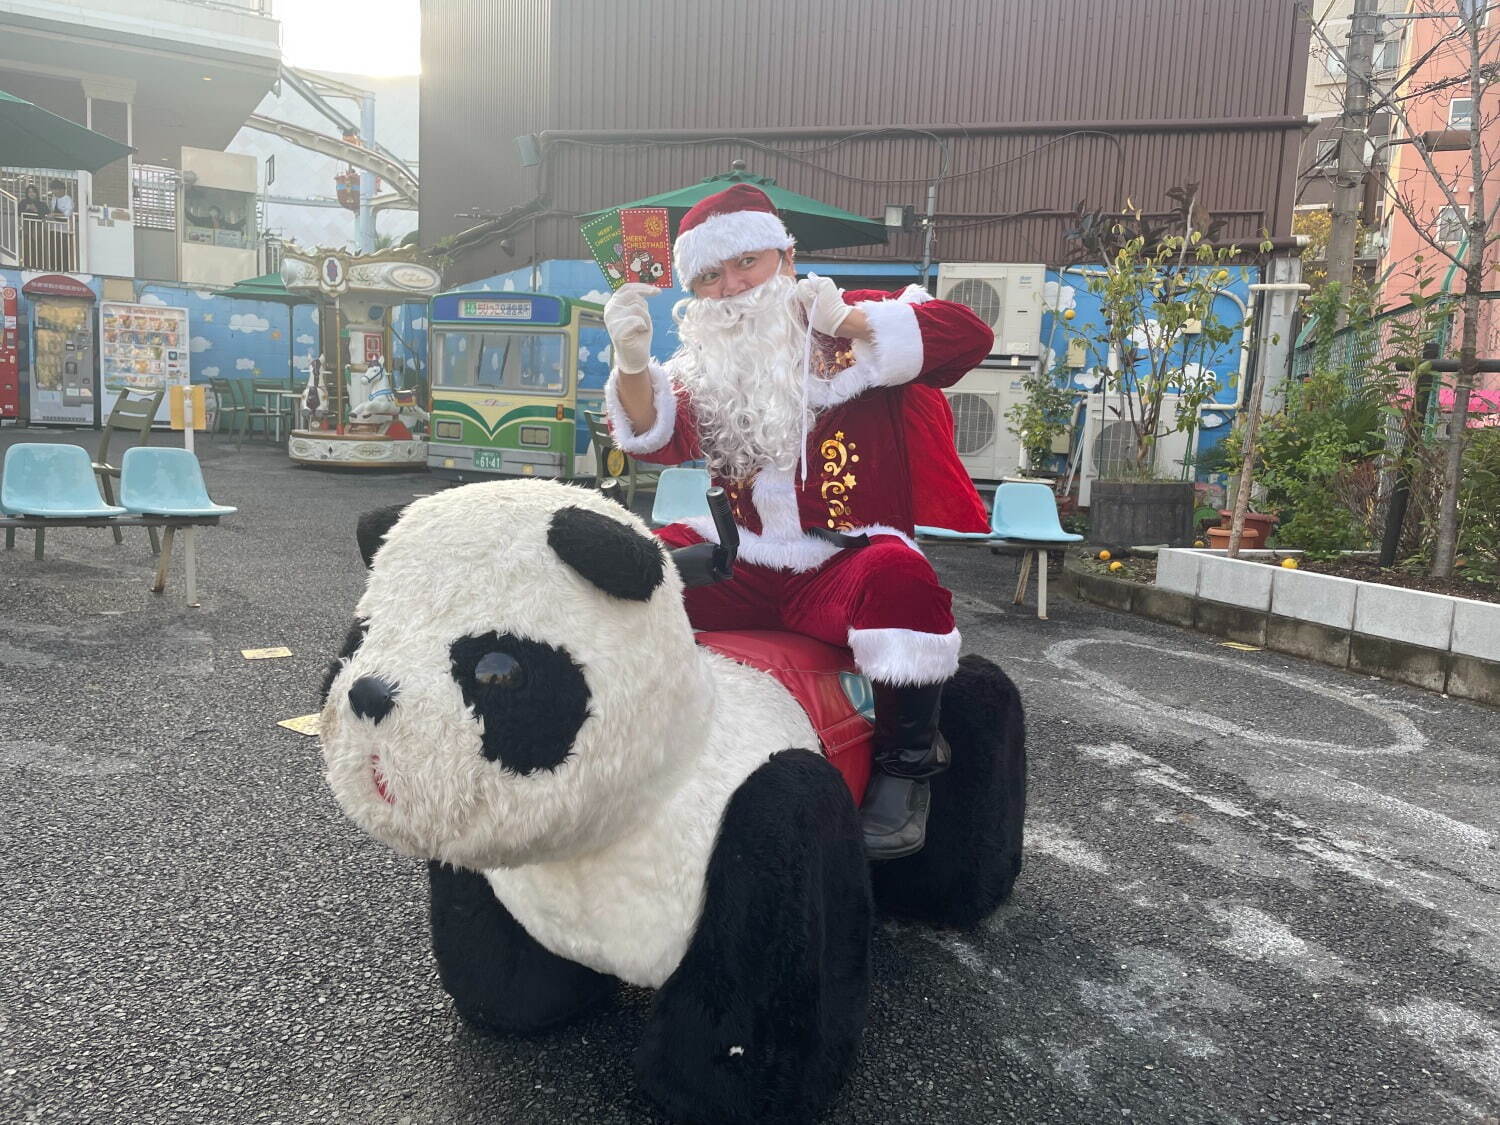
358, 92, 377, 254
1326, 0, 1381, 292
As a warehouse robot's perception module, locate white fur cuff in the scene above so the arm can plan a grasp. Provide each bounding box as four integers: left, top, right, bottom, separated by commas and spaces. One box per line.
847, 627, 961, 685
852, 298, 924, 387
604, 361, 678, 455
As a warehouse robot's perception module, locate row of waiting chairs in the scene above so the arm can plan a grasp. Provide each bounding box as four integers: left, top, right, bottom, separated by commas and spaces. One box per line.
647, 469, 1080, 619
1, 443, 235, 602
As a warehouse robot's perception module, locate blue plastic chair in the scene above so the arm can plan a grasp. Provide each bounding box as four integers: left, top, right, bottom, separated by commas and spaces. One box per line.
917, 482, 1081, 619
1, 443, 127, 560
650, 466, 712, 526
119, 448, 237, 517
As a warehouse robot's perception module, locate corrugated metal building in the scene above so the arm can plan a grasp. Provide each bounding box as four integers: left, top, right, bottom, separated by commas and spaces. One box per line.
420, 0, 1310, 284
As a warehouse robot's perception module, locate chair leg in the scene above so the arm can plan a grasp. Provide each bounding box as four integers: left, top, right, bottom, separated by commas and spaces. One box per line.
151, 526, 176, 593
100, 476, 123, 545
1036, 549, 1048, 621
34, 526, 45, 560
147, 525, 161, 557
5, 527, 13, 550
1013, 550, 1032, 606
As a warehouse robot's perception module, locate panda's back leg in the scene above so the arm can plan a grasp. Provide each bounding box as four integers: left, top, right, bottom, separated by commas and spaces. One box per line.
428, 861, 616, 1034
635, 748, 872, 1125
870, 654, 1027, 928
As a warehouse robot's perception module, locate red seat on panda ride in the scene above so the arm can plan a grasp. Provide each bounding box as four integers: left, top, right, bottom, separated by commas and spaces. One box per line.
694, 630, 874, 802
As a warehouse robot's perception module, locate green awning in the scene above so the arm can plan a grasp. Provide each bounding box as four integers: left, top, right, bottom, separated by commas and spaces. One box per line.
0, 88, 133, 173
216, 273, 310, 305
581, 170, 888, 254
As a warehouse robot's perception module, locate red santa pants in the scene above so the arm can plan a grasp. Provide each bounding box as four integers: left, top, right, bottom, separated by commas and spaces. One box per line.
655, 524, 961, 686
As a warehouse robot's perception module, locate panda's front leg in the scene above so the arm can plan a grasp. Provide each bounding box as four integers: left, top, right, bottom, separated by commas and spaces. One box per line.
428, 862, 617, 1034
635, 749, 872, 1125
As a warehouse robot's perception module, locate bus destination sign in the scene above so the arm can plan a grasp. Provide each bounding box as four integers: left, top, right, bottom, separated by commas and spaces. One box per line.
460, 298, 533, 320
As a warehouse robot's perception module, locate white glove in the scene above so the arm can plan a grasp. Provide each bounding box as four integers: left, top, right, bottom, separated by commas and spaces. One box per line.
796, 273, 853, 337
604, 282, 657, 373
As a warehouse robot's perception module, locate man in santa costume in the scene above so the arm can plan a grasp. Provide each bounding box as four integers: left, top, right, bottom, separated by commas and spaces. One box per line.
604, 184, 992, 858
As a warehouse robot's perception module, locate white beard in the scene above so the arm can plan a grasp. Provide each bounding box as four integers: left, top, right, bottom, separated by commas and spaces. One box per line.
670, 273, 815, 481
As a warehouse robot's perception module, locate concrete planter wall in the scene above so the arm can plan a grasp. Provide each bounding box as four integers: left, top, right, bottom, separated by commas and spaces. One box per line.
1063, 549, 1500, 707
1087, 480, 1195, 547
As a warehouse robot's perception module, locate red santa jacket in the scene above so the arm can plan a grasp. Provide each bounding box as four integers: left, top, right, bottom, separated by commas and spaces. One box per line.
605, 284, 992, 571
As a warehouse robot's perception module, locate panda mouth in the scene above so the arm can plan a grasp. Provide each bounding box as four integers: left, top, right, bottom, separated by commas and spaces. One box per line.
370, 754, 396, 805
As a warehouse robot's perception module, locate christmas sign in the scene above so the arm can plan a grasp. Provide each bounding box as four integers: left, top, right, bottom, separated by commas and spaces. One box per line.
619, 207, 673, 288
581, 211, 628, 290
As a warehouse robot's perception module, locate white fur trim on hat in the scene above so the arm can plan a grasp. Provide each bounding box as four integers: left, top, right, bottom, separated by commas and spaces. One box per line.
604, 361, 678, 455
674, 210, 795, 288
847, 626, 962, 685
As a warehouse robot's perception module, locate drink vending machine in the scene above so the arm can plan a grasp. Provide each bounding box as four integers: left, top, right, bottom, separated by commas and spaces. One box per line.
0, 286, 18, 420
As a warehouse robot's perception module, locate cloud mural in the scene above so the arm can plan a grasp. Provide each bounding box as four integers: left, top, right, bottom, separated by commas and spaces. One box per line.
132, 282, 322, 389
200, 366, 219, 378
296, 334, 315, 345
228, 313, 271, 334
137, 292, 168, 306
190, 336, 213, 353
235, 358, 256, 371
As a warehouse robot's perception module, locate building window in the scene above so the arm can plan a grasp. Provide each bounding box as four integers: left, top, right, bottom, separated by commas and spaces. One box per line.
1449, 97, 1475, 129
1374, 37, 1402, 72
1314, 139, 1339, 169
1438, 205, 1469, 245
1458, 0, 1490, 25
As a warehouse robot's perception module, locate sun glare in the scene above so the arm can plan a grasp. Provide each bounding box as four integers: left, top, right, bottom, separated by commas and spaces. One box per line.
275, 0, 421, 76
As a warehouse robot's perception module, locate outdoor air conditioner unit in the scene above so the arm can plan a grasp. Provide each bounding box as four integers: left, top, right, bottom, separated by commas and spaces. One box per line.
1077, 392, 1194, 506
936, 262, 1045, 361
941, 365, 1031, 483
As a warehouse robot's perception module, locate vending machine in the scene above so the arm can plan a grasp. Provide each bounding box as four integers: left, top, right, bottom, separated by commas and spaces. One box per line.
0, 286, 19, 421
99, 299, 191, 424
23, 274, 99, 427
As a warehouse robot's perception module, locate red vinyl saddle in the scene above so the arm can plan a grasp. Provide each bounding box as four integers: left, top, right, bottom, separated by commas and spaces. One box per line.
695, 630, 874, 802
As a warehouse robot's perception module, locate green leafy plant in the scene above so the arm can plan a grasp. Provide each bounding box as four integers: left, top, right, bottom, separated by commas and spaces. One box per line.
1005, 363, 1074, 474
1061, 190, 1251, 480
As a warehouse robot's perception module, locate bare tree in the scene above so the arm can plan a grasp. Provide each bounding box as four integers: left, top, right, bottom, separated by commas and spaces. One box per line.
1301, 0, 1499, 577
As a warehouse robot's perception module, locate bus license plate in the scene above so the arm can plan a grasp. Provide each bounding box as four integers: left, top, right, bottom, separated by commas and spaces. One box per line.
473, 449, 505, 472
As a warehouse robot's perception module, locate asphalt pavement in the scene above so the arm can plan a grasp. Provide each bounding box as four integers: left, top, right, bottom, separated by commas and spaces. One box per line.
1, 428, 1498, 1125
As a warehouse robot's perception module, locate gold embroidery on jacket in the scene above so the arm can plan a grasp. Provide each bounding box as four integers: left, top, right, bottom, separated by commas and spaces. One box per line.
820, 431, 860, 530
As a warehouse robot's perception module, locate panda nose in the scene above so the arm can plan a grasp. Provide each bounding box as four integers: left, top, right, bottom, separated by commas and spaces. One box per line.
348, 675, 398, 724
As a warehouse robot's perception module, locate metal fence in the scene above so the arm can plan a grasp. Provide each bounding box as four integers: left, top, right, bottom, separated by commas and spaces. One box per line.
1290, 291, 1500, 387
0, 187, 16, 266
131, 164, 179, 231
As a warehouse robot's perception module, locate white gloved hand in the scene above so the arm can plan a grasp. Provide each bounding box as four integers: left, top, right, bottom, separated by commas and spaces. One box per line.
603, 282, 657, 373
796, 273, 853, 337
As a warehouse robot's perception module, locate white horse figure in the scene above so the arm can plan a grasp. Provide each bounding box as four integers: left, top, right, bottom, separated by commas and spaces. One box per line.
349, 358, 429, 433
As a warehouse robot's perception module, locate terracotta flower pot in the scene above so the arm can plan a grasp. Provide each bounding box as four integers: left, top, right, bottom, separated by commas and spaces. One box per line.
1206, 525, 1261, 550
1218, 509, 1278, 545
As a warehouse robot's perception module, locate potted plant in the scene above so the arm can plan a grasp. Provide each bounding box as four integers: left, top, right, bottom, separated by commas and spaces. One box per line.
1061, 188, 1257, 545
1005, 361, 1075, 478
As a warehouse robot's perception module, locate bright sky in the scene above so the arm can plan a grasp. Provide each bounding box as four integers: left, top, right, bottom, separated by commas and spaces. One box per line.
274, 0, 421, 76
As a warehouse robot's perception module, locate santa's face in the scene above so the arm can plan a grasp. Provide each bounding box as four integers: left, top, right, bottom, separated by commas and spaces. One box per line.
671, 269, 812, 481
690, 247, 794, 299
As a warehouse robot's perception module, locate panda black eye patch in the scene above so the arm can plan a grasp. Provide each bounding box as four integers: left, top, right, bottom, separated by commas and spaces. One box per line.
449, 632, 590, 775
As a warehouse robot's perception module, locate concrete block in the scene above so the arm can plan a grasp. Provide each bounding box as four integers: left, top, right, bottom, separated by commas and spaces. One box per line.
1072, 570, 1134, 612
1352, 583, 1455, 651
1349, 633, 1451, 693
1194, 599, 1268, 647
1155, 549, 1202, 597
1266, 614, 1351, 669
1196, 554, 1273, 612
1450, 598, 1500, 663
1270, 567, 1358, 631
1446, 653, 1500, 707
1133, 585, 1196, 629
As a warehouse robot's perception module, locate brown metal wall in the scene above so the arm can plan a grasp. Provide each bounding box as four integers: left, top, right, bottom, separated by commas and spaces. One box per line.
421, 0, 1310, 282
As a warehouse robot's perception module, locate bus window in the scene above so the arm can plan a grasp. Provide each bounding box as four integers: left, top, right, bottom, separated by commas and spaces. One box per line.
435, 331, 479, 388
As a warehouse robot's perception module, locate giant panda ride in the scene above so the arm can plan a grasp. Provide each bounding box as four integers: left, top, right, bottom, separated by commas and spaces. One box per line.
318, 478, 1026, 1125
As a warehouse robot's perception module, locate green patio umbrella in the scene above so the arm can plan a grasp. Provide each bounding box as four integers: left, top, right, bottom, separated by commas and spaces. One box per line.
216, 273, 305, 304
581, 168, 889, 254
0, 89, 133, 172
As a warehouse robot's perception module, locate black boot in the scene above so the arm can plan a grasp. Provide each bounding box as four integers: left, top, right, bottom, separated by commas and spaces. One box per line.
860, 681, 950, 860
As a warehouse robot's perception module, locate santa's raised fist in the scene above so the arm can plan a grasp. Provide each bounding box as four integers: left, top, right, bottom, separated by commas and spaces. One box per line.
604, 283, 657, 373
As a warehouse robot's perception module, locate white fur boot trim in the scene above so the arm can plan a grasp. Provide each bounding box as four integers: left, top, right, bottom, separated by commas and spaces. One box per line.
847, 627, 961, 686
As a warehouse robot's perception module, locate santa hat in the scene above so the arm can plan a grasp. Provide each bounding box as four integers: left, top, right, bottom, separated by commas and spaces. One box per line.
673, 184, 795, 288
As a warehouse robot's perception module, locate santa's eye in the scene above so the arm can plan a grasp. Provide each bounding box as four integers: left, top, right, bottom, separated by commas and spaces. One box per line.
475, 652, 523, 688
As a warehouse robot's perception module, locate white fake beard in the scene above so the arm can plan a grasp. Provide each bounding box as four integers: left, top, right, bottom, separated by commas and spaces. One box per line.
671, 273, 814, 481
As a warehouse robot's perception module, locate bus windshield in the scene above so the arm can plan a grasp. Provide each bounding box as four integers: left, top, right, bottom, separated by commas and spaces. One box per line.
433, 329, 567, 395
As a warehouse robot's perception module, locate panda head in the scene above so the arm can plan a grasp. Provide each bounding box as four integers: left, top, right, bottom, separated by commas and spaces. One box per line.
319, 480, 713, 870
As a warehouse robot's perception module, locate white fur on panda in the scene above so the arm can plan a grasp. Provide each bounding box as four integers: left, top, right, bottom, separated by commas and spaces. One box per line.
320, 480, 816, 988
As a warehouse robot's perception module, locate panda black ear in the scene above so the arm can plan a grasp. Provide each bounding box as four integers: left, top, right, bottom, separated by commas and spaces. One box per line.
356, 504, 407, 568
547, 506, 665, 602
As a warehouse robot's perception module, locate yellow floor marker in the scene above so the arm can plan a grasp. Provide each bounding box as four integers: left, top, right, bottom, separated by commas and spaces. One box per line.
242, 647, 294, 660
277, 713, 321, 736
1219, 641, 1261, 652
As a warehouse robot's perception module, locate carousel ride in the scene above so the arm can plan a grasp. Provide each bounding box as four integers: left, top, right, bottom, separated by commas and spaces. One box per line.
279, 245, 442, 469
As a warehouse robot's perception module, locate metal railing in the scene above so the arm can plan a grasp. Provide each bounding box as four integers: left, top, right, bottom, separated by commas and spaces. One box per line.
131, 164, 179, 231
17, 214, 79, 271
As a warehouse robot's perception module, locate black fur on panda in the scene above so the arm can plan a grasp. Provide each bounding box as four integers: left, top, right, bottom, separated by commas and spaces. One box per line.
318, 480, 1025, 1125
